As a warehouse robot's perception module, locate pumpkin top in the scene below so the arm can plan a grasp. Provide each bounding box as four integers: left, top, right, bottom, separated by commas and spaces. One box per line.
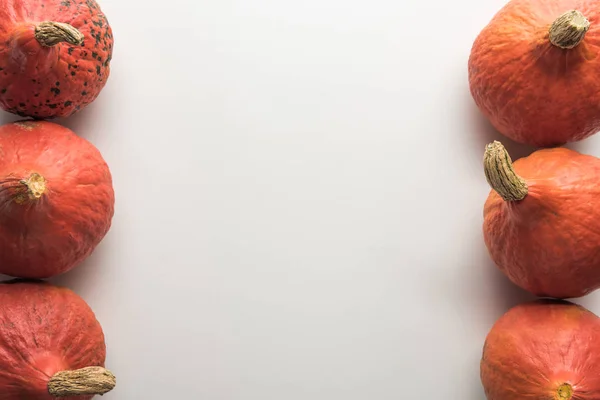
48, 366, 116, 397
34, 21, 84, 47
556, 383, 573, 399
549, 10, 590, 49
483, 141, 528, 202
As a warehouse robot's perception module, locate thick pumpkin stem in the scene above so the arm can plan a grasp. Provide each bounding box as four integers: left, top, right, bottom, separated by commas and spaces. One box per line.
34, 21, 84, 47
549, 10, 590, 49
47, 367, 116, 397
483, 141, 528, 202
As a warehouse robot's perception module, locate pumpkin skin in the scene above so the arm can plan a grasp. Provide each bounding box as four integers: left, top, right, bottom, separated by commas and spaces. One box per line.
483, 141, 600, 299
0, 120, 114, 278
481, 299, 600, 400
0, 0, 113, 118
0, 280, 115, 399
469, 1, 600, 147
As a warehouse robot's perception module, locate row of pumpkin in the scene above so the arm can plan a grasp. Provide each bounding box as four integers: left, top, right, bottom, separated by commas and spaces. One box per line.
469, 0, 600, 399
0, 0, 118, 397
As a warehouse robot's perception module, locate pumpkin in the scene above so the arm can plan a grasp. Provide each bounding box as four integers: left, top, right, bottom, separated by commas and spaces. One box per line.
0, 0, 113, 119
0, 280, 115, 399
483, 140, 600, 299
468, 2, 600, 147
481, 299, 600, 400
0, 120, 114, 278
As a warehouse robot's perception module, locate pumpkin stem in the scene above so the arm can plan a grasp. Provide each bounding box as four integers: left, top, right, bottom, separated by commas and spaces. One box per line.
21, 173, 46, 201
0, 173, 46, 204
47, 367, 116, 397
34, 21, 84, 47
483, 141, 528, 202
556, 383, 573, 399
549, 10, 590, 49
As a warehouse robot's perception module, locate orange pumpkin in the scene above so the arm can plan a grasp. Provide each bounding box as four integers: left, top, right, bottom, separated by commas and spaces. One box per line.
483, 141, 600, 299
0, 280, 115, 399
0, 0, 113, 118
0, 121, 114, 279
469, 1, 600, 147
481, 299, 600, 400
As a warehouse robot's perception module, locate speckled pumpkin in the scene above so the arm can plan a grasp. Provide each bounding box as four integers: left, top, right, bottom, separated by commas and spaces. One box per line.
483, 141, 600, 299
481, 299, 600, 400
0, 120, 114, 278
469, 1, 600, 147
0, 0, 113, 118
0, 280, 115, 399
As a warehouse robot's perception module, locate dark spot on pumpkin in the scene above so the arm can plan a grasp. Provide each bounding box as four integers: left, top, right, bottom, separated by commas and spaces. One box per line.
45, 99, 50, 103
50, 88, 60, 96
64, 101, 72, 107
31, 79, 36, 83
92, 19, 103, 27
19, 103, 25, 107
34, 93, 39, 97
68, 47, 74, 55
84, 20, 88, 24
84, 82, 88, 86
71, 71, 76, 76
55, 82, 60, 86
61, 0, 71, 6
1, 89, 6, 94
48, 104, 57, 109
92, 52, 98, 58
76, 105, 81, 110
96, 66, 101, 75
89, 31, 101, 45
81, 91, 87, 96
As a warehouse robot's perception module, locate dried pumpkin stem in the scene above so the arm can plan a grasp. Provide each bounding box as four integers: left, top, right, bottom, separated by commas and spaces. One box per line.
549, 10, 590, 49
47, 366, 116, 397
35, 21, 84, 47
483, 141, 528, 202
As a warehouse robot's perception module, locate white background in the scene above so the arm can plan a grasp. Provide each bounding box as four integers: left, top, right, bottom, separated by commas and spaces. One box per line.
5, 0, 600, 398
